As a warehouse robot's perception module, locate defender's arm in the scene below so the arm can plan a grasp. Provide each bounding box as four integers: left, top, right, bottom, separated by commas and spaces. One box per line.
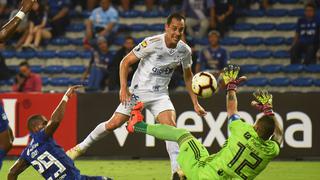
119, 51, 139, 104
0, 0, 36, 42
183, 67, 207, 116
44, 85, 82, 136
8, 158, 30, 180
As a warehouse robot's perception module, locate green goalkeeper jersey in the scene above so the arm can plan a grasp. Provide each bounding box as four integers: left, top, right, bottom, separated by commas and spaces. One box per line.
209, 118, 280, 179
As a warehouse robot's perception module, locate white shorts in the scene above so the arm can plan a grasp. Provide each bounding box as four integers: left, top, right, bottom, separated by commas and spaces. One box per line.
115, 92, 175, 117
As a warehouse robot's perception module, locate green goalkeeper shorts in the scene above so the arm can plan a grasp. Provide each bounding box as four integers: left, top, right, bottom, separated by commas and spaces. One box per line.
177, 136, 228, 180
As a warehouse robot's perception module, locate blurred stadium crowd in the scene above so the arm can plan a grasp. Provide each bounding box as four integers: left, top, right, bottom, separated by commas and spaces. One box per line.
0, 0, 319, 93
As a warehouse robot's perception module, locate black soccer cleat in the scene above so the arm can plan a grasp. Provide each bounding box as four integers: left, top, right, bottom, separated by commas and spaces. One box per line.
172, 171, 187, 180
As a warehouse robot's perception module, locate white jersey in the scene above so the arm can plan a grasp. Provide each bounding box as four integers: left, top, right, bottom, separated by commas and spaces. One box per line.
131, 33, 192, 94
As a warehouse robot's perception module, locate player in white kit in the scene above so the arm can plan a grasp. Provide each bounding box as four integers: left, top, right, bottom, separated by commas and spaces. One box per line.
66, 13, 207, 179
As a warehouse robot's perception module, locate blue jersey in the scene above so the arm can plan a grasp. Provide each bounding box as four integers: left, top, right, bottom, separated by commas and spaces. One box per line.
0, 104, 9, 133
20, 130, 81, 180
296, 17, 319, 44
197, 46, 228, 70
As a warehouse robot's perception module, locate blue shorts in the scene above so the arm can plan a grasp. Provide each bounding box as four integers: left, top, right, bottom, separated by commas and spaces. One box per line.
81, 175, 112, 180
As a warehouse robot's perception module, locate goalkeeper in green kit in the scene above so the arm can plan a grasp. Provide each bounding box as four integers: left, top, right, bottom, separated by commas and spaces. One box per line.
126, 64, 283, 180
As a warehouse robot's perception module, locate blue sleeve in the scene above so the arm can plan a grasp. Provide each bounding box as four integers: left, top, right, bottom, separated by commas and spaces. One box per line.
89, 9, 97, 21
110, 8, 119, 23
20, 148, 27, 159
34, 129, 50, 143
228, 114, 241, 125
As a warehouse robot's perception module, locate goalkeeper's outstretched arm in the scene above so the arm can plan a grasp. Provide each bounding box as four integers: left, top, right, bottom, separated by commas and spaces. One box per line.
226, 90, 238, 119
272, 117, 284, 145
221, 64, 246, 119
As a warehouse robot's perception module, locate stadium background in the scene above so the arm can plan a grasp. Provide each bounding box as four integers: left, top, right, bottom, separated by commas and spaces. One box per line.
1, 0, 320, 179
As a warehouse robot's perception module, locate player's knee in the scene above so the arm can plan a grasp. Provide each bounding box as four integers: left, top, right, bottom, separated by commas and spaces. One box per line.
160, 120, 176, 127
105, 120, 122, 131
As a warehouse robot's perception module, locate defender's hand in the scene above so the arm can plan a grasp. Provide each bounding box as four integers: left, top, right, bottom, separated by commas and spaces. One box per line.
221, 64, 246, 91
65, 85, 83, 98
119, 88, 131, 105
194, 103, 207, 117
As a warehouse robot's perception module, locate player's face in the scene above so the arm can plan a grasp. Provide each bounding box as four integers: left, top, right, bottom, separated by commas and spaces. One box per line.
98, 41, 108, 53
124, 39, 135, 51
305, 6, 315, 18
165, 18, 185, 45
20, 66, 31, 76
209, 34, 219, 47
101, 0, 111, 10
32, 119, 48, 133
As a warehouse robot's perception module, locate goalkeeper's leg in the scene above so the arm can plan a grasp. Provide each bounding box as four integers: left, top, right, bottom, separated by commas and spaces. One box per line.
132, 121, 192, 146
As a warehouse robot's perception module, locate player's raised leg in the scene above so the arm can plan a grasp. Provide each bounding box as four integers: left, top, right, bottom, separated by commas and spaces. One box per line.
127, 102, 209, 180
66, 113, 129, 159
156, 110, 182, 176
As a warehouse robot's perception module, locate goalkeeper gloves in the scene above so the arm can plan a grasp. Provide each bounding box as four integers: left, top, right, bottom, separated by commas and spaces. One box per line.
251, 89, 274, 116
221, 64, 246, 91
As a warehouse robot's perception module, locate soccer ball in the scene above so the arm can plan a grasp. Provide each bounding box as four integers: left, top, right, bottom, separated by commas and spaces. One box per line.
192, 72, 217, 98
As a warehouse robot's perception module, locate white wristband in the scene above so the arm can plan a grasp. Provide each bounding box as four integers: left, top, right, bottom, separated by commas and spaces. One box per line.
62, 95, 69, 102
16, 11, 26, 20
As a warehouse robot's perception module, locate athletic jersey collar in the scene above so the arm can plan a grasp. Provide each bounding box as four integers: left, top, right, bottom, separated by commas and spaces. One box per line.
161, 33, 179, 55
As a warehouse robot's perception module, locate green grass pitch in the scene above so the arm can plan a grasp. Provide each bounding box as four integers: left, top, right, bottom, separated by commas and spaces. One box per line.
1, 160, 320, 179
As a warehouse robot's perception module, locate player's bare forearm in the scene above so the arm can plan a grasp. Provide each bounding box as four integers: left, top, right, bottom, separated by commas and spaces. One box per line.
52, 7, 69, 21
272, 118, 284, 145
119, 59, 130, 90
104, 22, 115, 32
45, 85, 81, 136
0, 0, 36, 42
119, 52, 139, 89
7, 172, 18, 180
0, 18, 21, 42
292, 33, 299, 46
8, 158, 29, 180
183, 68, 198, 105
227, 90, 238, 118
45, 98, 67, 136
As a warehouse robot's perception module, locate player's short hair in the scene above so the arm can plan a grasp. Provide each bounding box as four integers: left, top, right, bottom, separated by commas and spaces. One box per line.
305, 2, 316, 10
19, 61, 30, 68
125, 36, 135, 41
256, 115, 276, 140
97, 36, 107, 44
27, 114, 45, 131
166, 13, 185, 25
208, 30, 220, 38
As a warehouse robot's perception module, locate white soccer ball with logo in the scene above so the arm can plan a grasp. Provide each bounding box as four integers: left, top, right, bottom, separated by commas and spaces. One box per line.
192, 72, 217, 98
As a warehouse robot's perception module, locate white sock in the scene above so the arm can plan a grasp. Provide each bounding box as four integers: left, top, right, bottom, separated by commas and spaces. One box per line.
78, 122, 109, 151
165, 141, 180, 173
